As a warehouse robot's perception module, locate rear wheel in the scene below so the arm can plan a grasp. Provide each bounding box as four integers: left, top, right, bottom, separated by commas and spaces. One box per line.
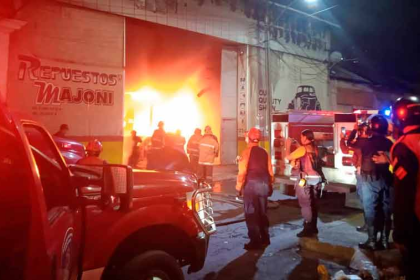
121, 250, 185, 280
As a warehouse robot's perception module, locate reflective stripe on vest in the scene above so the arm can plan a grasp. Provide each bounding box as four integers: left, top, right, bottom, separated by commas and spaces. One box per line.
391, 132, 420, 220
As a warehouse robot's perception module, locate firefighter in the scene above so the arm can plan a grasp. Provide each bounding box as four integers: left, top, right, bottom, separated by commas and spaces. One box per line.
358, 115, 393, 251
77, 139, 107, 165
236, 127, 274, 250
151, 121, 166, 148
198, 126, 219, 182
187, 128, 202, 174
128, 130, 142, 168
286, 129, 325, 237
341, 123, 370, 232
174, 129, 186, 153
373, 96, 420, 279
54, 124, 69, 138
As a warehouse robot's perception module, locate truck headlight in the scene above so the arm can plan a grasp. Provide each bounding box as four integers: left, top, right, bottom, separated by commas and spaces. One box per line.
187, 190, 216, 235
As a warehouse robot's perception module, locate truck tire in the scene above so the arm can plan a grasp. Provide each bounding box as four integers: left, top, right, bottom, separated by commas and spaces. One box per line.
121, 250, 185, 280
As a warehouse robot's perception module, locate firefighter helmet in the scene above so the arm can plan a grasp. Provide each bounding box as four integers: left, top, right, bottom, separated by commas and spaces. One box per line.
86, 139, 103, 155
370, 115, 388, 135
391, 96, 420, 129
248, 127, 261, 143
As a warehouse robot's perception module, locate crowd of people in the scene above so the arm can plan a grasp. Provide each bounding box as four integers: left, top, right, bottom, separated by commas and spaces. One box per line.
235, 96, 420, 279
67, 96, 419, 278
126, 121, 220, 182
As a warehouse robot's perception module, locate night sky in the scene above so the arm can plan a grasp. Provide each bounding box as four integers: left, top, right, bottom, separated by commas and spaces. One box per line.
320, 0, 420, 85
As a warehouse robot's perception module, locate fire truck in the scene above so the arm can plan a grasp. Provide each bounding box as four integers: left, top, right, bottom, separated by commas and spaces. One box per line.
271, 110, 380, 192
0, 103, 215, 280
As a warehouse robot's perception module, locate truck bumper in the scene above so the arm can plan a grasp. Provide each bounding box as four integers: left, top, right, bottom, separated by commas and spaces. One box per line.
187, 232, 209, 273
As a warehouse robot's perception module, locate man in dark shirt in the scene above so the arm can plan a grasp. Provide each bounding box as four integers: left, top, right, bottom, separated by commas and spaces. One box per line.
359, 115, 393, 251
54, 124, 69, 138
341, 123, 370, 231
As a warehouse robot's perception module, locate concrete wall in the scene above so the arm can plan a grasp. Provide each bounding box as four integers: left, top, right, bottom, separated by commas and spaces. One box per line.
57, 0, 331, 62
7, 0, 125, 163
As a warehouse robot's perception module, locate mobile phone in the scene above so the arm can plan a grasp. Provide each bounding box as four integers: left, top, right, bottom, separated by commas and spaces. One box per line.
341, 127, 346, 134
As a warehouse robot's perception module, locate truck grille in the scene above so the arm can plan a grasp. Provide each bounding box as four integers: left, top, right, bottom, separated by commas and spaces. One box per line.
192, 185, 216, 235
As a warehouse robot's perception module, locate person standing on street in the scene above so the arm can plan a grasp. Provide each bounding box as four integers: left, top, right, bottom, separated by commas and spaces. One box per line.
198, 126, 219, 182
128, 130, 142, 168
286, 129, 325, 238
187, 128, 202, 174
151, 121, 166, 148
54, 124, 69, 138
358, 115, 394, 251
341, 123, 370, 232
236, 127, 274, 250
373, 96, 420, 279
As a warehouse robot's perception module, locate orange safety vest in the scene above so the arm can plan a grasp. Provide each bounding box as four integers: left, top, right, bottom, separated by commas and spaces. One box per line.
236, 142, 274, 191
391, 129, 420, 220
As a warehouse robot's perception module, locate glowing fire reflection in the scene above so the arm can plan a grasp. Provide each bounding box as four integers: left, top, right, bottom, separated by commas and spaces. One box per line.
127, 86, 203, 138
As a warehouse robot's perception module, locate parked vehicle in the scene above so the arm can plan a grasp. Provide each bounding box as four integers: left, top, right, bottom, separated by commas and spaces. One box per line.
0, 104, 215, 280
53, 136, 86, 164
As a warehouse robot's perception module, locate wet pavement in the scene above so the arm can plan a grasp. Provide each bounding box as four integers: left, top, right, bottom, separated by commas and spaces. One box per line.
184, 179, 366, 279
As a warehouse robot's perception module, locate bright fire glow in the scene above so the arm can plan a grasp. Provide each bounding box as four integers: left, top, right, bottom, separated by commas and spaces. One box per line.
127, 86, 203, 138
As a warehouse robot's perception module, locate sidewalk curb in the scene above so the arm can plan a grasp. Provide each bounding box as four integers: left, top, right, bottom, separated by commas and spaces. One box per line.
299, 237, 402, 270
299, 237, 355, 263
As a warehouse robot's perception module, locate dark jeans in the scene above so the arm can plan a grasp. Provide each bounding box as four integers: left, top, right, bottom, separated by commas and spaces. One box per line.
189, 155, 199, 174
356, 174, 364, 206
361, 176, 393, 229
199, 165, 213, 182
243, 180, 270, 244
295, 184, 319, 224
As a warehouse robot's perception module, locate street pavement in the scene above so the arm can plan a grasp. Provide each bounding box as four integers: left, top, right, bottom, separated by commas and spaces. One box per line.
185, 171, 403, 280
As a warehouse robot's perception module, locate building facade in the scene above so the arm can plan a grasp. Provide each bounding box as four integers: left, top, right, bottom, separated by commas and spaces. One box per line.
2, 0, 340, 164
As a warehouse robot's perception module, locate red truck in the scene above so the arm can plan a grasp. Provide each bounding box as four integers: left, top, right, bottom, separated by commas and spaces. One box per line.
0, 104, 215, 280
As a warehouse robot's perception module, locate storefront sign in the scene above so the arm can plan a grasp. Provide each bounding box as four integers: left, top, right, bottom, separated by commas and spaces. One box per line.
8, 55, 124, 136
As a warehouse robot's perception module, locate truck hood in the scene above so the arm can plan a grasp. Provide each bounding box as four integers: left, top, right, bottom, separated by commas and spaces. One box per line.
132, 169, 198, 198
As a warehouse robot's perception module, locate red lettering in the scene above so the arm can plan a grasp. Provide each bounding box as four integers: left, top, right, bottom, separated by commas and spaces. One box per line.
61, 69, 72, 81
108, 74, 118, 86
60, 87, 73, 103
34, 81, 60, 105
73, 89, 83, 104
106, 90, 114, 106
99, 73, 108, 85
83, 90, 95, 104
91, 72, 99, 84
18, 55, 40, 81
51, 67, 61, 80
81, 72, 91, 83
96, 90, 106, 105
72, 70, 82, 82
40, 66, 52, 79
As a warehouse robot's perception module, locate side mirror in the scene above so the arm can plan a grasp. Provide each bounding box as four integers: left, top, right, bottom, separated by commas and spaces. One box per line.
70, 164, 133, 211
103, 165, 133, 211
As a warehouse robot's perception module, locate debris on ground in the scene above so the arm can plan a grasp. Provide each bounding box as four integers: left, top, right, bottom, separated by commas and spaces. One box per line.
333, 270, 362, 280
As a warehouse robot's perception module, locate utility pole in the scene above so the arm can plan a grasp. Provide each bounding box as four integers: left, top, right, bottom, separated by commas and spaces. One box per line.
265, 0, 272, 151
